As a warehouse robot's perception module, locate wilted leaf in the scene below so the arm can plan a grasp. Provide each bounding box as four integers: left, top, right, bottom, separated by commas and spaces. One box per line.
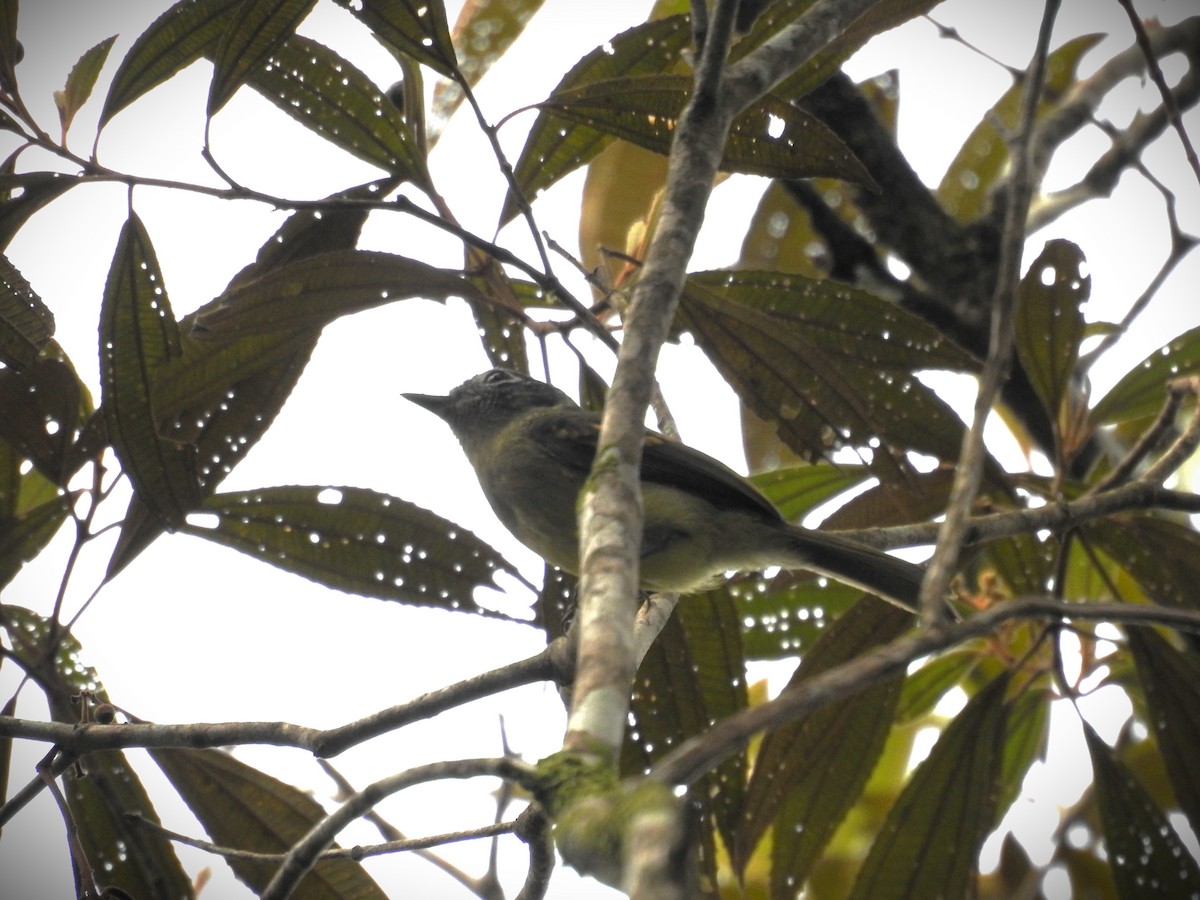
848, 672, 1011, 900
1090, 324, 1200, 426
186, 485, 528, 618
53, 34, 116, 137
733, 598, 910, 884
502, 14, 690, 225
100, 0, 243, 125
1128, 627, 1200, 834
334, 0, 457, 77
0, 607, 193, 899
1014, 240, 1089, 440
0, 251, 53, 369
151, 747, 387, 899
1083, 721, 1200, 899
207, 0, 317, 114
99, 214, 200, 527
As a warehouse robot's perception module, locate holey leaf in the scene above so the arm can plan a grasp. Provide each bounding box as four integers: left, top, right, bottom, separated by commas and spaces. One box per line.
541, 75, 871, 185
100, 213, 200, 527
207, 0, 317, 115
0, 251, 54, 369
186, 486, 530, 618
334, 0, 458, 78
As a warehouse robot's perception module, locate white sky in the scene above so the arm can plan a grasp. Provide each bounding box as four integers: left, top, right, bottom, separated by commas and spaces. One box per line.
2, 1, 1199, 898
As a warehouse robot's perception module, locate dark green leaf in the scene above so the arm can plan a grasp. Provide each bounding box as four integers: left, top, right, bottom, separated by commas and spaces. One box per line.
996, 685, 1050, 818
1014, 240, 1089, 435
737, 571, 864, 660
1083, 518, 1200, 609
1090, 325, 1200, 426
100, 0, 243, 125
187, 485, 528, 618
0, 251, 53, 369
99, 213, 200, 527
0, 350, 91, 484
0, 0, 19, 94
502, 14, 691, 225
938, 34, 1104, 222
734, 598, 909, 883
678, 270, 978, 475
1083, 721, 1200, 899
433, 0, 548, 125
207, 0, 317, 115
190, 249, 479, 338
541, 76, 871, 184
0, 607, 194, 900
0, 172, 81, 251
239, 34, 430, 185
0, 494, 70, 590
334, 0, 457, 77
54, 34, 116, 137
895, 650, 978, 723
848, 671, 1011, 900
151, 747, 387, 899
1128, 627, 1200, 835
464, 252, 530, 371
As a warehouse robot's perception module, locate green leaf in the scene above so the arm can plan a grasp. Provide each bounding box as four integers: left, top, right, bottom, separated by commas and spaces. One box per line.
938, 33, 1104, 222
0, 607, 194, 900
151, 747, 387, 899
1082, 721, 1200, 899
334, 0, 458, 77
0, 0, 19, 94
207, 0, 318, 114
1083, 518, 1200, 609
0, 350, 91, 484
100, 0, 243, 125
53, 34, 116, 137
0, 251, 54, 369
1013, 239, 1089, 434
678, 270, 978, 476
99, 213, 201, 528
0, 493, 70, 590
848, 671, 1011, 900
190, 249, 480, 338
736, 572, 866, 660
1090, 324, 1200, 426
239, 34, 430, 186
540, 75, 871, 184
187, 485, 528, 618
0, 172, 81, 251
894, 650, 979, 723
432, 0, 548, 125
749, 462, 870, 523
1128, 627, 1200, 835
734, 598, 910, 883
502, 14, 691, 225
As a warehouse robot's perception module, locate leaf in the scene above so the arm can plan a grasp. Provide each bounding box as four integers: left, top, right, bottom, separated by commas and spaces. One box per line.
1128, 627, 1200, 834
101, 0, 243, 125
736, 572, 866, 660
0, 251, 53, 369
0, 0, 19, 94
1082, 721, 1200, 899
748, 462, 870, 522
1083, 518, 1200, 610
541, 75, 871, 184
99, 213, 200, 528
1013, 240, 1089, 436
207, 0, 318, 115
894, 650, 979, 723
0, 607, 194, 900
186, 485, 527, 618
677, 270, 978, 475
151, 747, 387, 899
1090, 324, 1200, 426
334, 0, 458, 77
53, 34, 116, 137
190, 249, 480, 338
938, 33, 1104, 222
433, 0, 548, 126
0, 172, 81, 251
734, 598, 910, 883
848, 671, 1011, 900
0, 494, 71, 590
502, 14, 691, 225
239, 34, 431, 186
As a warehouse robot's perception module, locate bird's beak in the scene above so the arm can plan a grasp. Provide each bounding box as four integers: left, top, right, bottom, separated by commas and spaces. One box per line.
402, 392, 452, 420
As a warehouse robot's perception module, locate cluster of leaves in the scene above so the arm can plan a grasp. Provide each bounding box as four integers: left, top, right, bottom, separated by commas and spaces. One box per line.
0, 0, 1198, 898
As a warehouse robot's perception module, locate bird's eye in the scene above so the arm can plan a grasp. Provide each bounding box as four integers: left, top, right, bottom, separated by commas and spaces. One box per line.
484, 369, 516, 385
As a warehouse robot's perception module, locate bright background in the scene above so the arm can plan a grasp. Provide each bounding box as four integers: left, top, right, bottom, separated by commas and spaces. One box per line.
2, 1, 1198, 897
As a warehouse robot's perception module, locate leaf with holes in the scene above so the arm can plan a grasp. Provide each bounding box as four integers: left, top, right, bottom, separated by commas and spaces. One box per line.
151, 747, 387, 898
100, 213, 200, 528
335, 0, 458, 77
501, 14, 690, 225
0, 252, 53, 370
100, 0, 243, 125
207, 0, 317, 114
1083, 721, 1200, 898
0, 172, 81, 252
0, 350, 91, 484
187, 486, 528, 618
1090, 324, 1200, 426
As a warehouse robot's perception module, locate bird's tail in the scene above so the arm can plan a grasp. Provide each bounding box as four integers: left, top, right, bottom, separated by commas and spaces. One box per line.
783, 525, 925, 612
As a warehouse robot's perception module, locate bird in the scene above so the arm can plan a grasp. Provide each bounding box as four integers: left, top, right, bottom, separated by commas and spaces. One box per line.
404, 368, 925, 610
